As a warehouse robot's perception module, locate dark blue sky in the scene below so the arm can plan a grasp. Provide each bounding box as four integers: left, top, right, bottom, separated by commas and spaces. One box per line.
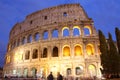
0, 0, 120, 66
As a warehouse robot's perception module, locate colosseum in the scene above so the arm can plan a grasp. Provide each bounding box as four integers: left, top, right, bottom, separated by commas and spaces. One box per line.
3, 3, 101, 78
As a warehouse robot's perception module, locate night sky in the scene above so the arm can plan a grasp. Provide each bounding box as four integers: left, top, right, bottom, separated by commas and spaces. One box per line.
0, 0, 120, 67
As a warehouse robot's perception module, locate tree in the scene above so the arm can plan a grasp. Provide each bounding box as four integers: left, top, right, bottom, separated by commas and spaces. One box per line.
108, 33, 120, 74
115, 27, 120, 54
115, 27, 120, 75
98, 30, 109, 75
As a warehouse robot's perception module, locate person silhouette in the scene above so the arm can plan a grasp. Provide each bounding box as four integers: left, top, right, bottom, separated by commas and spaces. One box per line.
57, 72, 63, 80
47, 72, 54, 80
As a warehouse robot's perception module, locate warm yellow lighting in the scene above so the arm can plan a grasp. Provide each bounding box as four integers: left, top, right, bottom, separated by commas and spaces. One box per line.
73, 26, 80, 29
14, 50, 23, 62
88, 64, 96, 76
74, 44, 82, 56
8, 44, 11, 51
88, 65, 95, 70
63, 45, 70, 56
51, 66, 58, 77
86, 44, 94, 55
62, 27, 69, 31
84, 26, 92, 34
73, 26, 81, 36
62, 27, 69, 36
6, 55, 10, 64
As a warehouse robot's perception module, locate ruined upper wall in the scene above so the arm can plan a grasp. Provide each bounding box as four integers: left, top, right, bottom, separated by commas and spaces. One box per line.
9, 4, 90, 40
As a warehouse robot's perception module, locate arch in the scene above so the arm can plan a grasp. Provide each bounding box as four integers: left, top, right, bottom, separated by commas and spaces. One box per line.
13, 69, 17, 75
23, 68, 28, 77
88, 64, 96, 76
86, 44, 94, 55
34, 32, 40, 41
40, 67, 47, 77
6, 55, 10, 64
67, 68, 71, 75
84, 26, 92, 36
73, 26, 81, 36
74, 44, 83, 56
43, 31, 48, 40
31, 67, 37, 77
42, 48, 47, 58
22, 37, 26, 44
75, 66, 83, 75
63, 12, 67, 17
32, 49, 38, 59
25, 50, 30, 60
14, 52, 23, 62
63, 45, 70, 57
17, 68, 22, 77
52, 29, 58, 38
62, 27, 69, 37
52, 46, 58, 57
27, 34, 32, 43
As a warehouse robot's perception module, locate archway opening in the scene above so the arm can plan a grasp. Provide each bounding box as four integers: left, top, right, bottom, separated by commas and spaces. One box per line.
63, 46, 70, 57
52, 47, 58, 57
88, 64, 96, 77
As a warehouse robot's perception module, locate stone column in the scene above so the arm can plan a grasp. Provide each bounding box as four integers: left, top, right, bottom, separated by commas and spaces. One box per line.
59, 43, 62, 59
58, 27, 62, 39
69, 25, 73, 38
32, 34, 35, 42
80, 23, 84, 37
47, 45, 51, 59
70, 41, 74, 58
48, 29, 51, 40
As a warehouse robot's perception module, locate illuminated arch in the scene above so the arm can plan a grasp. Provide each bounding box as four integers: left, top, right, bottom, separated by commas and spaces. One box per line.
6, 55, 10, 64
52, 46, 58, 57
23, 68, 28, 77
52, 29, 58, 38
75, 66, 84, 75
62, 27, 69, 37
40, 66, 47, 77
74, 44, 83, 56
14, 52, 23, 62
34, 32, 40, 41
88, 64, 96, 76
86, 44, 94, 55
73, 26, 81, 36
43, 31, 48, 40
67, 68, 71, 75
31, 67, 37, 77
17, 68, 22, 77
63, 45, 70, 57
84, 26, 92, 36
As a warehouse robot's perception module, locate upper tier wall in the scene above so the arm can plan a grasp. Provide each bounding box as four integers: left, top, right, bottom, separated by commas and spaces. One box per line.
9, 4, 89, 40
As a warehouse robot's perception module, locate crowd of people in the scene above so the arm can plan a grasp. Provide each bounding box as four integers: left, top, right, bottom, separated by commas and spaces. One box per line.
47, 72, 63, 80
2, 72, 102, 80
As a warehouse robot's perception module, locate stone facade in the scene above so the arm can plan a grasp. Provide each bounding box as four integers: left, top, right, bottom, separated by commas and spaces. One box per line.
3, 4, 101, 78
